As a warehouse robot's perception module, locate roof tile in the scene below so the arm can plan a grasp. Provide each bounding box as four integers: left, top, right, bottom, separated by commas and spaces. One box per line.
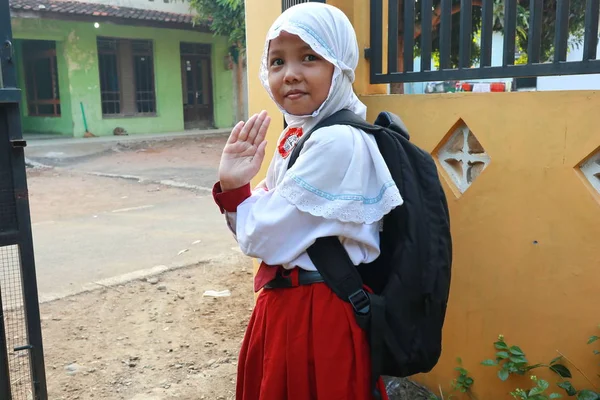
9, 0, 204, 27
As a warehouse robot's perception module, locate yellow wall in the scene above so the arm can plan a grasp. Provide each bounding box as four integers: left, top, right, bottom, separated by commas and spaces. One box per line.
245, 0, 284, 188
362, 91, 600, 398
326, 0, 388, 95
245, 0, 281, 277
245, 1, 600, 398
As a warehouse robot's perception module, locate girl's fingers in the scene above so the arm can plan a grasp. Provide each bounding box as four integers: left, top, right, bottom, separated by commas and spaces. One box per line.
254, 115, 271, 146
252, 140, 268, 170
247, 111, 268, 143
227, 121, 245, 144
239, 114, 258, 141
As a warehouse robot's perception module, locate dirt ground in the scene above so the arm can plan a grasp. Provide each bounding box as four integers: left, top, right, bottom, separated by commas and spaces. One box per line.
31, 256, 433, 400
11, 135, 259, 400
39, 253, 253, 400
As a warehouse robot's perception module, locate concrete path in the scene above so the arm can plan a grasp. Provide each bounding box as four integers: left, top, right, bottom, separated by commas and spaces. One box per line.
33, 194, 238, 303
23, 132, 241, 302
24, 128, 230, 163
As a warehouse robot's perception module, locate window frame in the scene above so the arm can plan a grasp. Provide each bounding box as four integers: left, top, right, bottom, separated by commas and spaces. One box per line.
97, 37, 157, 119
22, 40, 61, 118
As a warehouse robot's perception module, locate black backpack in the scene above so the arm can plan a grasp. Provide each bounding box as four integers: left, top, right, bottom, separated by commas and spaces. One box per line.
287, 109, 453, 392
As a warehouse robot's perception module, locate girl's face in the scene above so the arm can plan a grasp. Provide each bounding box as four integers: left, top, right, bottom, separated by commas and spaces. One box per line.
267, 32, 334, 116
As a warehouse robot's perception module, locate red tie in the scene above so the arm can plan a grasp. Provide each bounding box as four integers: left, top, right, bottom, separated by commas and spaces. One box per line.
254, 262, 280, 292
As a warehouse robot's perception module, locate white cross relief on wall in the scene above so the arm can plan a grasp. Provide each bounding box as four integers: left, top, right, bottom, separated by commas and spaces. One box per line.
580, 149, 600, 195
437, 123, 491, 194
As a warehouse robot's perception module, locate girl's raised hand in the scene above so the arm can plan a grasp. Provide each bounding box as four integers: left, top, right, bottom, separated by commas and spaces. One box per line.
218, 111, 271, 191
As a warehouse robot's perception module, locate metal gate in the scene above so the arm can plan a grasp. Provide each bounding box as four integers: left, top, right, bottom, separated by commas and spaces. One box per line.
0, 0, 48, 398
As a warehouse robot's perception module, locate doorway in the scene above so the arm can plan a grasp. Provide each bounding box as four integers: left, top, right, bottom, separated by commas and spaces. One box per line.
180, 43, 213, 129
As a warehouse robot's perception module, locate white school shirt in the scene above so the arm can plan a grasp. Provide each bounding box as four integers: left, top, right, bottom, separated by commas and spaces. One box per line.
224, 125, 400, 271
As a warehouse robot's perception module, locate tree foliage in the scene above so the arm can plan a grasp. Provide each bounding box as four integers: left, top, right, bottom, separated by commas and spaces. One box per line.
404, 0, 588, 68
492, 0, 587, 63
189, 0, 246, 54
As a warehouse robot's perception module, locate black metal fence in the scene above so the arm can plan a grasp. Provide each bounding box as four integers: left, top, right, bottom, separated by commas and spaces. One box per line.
0, 0, 48, 398
368, 0, 600, 83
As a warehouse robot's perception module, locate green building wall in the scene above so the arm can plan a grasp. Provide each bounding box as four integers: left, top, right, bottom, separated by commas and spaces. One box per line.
11, 18, 234, 137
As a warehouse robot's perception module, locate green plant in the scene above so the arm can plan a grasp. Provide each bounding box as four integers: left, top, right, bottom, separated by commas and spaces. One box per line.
590, 327, 599, 365
481, 334, 530, 380
452, 358, 475, 395
449, 327, 600, 400
510, 376, 563, 400
552, 327, 600, 400
481, 335, 572, 382
556, 380, 598, 400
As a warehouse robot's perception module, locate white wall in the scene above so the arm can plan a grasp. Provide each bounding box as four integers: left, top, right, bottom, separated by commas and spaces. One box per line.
405, 32, 510, 94
73, 0, 194, 15
537, 39, 600, 91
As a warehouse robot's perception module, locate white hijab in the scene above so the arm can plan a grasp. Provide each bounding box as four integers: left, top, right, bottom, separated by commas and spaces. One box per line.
259, 2, 366, 132
261, 3, 403, 225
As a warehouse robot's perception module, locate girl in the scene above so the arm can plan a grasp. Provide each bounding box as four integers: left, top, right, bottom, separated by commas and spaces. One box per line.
213, 3, 403, 399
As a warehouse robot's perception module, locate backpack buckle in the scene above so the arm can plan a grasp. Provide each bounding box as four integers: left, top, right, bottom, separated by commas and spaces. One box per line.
348, 289, 371, 315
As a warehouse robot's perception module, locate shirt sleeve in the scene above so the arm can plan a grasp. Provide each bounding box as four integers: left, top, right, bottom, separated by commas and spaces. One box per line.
212, 182, 269, 237
212, 181, 252, 213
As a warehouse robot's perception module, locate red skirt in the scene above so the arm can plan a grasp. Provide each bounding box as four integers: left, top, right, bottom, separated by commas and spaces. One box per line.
236, 269, 389, 400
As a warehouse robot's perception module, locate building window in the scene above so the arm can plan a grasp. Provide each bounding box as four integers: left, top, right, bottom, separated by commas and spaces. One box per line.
97, 38, 156, 117
22, 40, 61, 117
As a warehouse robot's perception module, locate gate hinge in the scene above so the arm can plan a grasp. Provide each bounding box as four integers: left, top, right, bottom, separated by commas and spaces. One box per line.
3, 40, 14, 63
11, 139, 27, 148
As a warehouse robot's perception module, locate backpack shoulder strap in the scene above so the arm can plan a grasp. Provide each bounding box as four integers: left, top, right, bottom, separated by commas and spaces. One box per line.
284, 110, 375, 314
283, 109, 389, 398
307, 236, 386, 399
284, 107, 384, 317
287, 109, 381, 170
